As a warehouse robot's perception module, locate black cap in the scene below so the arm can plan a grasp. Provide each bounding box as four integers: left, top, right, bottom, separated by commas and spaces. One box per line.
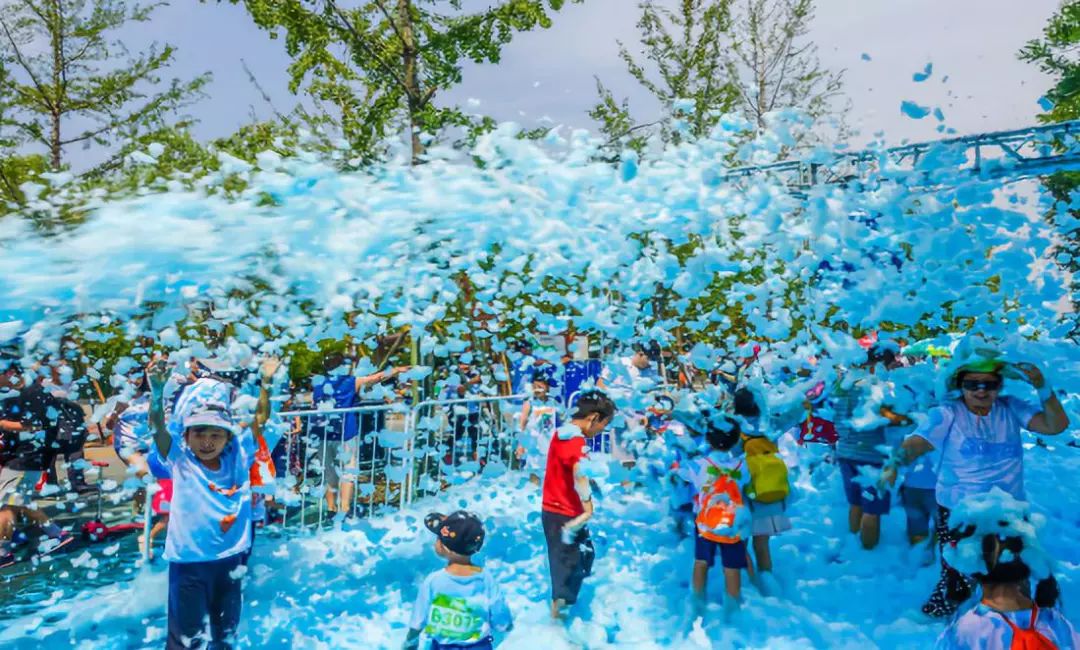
424, 510, 486, 556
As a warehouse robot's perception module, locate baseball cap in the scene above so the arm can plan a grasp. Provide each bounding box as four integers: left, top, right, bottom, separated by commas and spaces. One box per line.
184, 401, 238, 435
424, 510, 486, 556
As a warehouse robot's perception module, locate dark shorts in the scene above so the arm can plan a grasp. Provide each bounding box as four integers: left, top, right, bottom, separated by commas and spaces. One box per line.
901, 486, 937, 537
838, 458, 891, 515
168, 553, 244, 649
694, 530, 749, 570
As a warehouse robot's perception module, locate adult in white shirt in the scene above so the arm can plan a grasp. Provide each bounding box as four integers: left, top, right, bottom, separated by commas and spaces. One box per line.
884, 359, 1069, 618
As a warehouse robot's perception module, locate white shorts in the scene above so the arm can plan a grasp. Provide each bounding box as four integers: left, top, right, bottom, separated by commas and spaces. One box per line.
0, 466, 40, 507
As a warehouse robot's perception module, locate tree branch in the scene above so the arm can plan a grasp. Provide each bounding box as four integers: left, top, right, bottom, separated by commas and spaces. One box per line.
371, 0, 407, 50
0, 17, 54, 112
324, 0, 410, 95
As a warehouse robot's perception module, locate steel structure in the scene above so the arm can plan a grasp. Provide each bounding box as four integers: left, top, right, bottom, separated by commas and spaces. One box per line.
719, 120, 1080, 190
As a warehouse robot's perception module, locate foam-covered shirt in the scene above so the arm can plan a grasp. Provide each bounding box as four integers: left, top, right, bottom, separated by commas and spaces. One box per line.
542, 424, 588, 517
409, 568, 512, 645
831, 380, 888, 464
907, 397, 1040, 510
935, 604, 1080, 649
310, 374, 359, 442
113, 395, 151, 449
903, 447, 940, 491
159, 419, 254, 563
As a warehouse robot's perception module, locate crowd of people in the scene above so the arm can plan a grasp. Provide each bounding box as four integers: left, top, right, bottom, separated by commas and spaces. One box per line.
0, 333, 1076, 649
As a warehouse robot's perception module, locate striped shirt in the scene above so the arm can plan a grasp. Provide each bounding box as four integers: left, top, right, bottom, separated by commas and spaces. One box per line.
829, 381, 889, 464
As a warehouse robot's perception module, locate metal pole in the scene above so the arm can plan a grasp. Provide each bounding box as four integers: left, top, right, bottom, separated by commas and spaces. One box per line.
142, 481, 154, 562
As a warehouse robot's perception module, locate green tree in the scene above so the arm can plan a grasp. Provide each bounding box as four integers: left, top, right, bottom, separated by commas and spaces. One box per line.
0, 0, 209, 173
592, 0, 845, 156
590, 0, 740, 154
226, 0, 578, 164
1020, 1, 1080, 337
724, 0, 844, 134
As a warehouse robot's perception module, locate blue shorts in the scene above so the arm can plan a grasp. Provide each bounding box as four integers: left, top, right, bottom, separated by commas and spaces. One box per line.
900, 486, 937, 537
839, 458, 891, 515
694, 530, 748, 570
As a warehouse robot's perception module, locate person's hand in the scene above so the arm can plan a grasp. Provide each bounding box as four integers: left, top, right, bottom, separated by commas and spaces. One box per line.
1012, 362, 1046, 389
392, 366, 410, 376
260, 357, 283, 384
146, 359, 170, 397
880, 466, 898, 488
560, 524, 577, 545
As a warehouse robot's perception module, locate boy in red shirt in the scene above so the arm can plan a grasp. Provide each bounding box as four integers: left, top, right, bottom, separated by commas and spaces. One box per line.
541, 390, 616, 620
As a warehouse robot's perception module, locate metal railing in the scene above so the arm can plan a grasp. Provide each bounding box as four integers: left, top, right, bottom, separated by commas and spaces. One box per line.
215, 394, 532, 533
274, 402, 407, 530
401, 394, 528, 507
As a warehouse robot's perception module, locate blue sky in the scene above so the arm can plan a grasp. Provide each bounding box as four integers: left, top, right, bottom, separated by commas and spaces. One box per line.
78, 0, 1063, 168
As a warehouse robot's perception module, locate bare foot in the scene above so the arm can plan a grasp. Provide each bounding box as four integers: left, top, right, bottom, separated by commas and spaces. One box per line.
551, 599, 567, 621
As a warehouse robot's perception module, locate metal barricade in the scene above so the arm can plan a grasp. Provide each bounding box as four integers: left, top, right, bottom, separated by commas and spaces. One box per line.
401, 394, 528, 507
275, 402, 407, 531
564, 383, 681, 456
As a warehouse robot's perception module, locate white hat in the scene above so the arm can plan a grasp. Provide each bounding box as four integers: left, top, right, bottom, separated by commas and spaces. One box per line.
184, 401, 238, 435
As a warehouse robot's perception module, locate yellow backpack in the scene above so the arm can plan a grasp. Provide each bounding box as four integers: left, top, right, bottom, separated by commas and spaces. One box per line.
743, 435, 790, 503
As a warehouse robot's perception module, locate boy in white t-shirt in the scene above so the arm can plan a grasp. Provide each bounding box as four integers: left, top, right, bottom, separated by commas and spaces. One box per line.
404, 511, 513, 650
147, 360, 255, 649
516, 373, 561, 485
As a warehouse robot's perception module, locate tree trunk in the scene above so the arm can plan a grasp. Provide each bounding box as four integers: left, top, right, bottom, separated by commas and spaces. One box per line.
49, 0, 63, 169
396, 0, 423, 164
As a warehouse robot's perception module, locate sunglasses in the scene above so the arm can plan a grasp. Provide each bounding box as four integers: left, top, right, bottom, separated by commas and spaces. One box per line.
961, 379, 1001, 392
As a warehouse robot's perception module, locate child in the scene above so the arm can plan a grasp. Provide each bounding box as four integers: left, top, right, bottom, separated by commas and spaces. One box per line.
900, 448, 939, 548
936, 532, 1079, 649
681, 409, 749, 609
147, 360, 255, 650
517, 372, 561, 485
403, 510, 513, 650
541, 390, 615, 620
733, 389, 791, 589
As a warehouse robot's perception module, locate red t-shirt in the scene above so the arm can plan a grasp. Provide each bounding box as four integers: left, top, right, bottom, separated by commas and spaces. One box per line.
542, 432, 588, 517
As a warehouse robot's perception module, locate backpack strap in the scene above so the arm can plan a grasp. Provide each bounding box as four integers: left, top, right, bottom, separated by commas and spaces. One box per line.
993, 605, 1039, 634
704, 458, 742, 476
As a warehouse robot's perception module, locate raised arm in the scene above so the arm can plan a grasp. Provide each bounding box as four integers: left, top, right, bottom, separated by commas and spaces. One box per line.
252, 357, 282, 444
147, 360, 172, 459
1014, 362, 1070, 435
355, 366, 409, 392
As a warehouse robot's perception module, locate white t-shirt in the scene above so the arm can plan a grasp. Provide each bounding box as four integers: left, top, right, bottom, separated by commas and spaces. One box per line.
907, 397, 1040, 510
161, 420, 255, 563
936, 605, 1080, 650
113, 395, 151, 448
409, 569, 512, 645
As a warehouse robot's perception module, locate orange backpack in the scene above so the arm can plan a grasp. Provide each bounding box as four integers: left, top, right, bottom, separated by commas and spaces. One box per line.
998, 605, 1058, 650
695, 458, 744, 543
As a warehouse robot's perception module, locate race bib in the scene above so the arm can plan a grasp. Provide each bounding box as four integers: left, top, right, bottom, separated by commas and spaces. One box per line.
425, 594, 485, 642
